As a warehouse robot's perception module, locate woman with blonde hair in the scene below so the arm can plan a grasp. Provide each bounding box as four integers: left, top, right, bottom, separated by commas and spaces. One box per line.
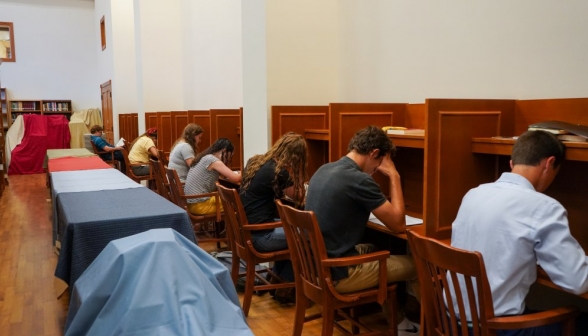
239, 132, 308, 297
168, 123, 204, 182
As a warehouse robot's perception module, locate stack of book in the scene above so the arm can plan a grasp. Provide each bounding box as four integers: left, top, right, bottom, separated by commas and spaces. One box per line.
383, 126, 425, 135
528, 121, 588, 142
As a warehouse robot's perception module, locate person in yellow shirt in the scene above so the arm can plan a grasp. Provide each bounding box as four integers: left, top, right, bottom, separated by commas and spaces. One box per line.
128, 127, 159, 176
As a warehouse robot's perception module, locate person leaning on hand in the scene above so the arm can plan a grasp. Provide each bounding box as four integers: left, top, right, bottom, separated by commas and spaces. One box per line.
90, 125, 126, 173
305, 125, 419, 329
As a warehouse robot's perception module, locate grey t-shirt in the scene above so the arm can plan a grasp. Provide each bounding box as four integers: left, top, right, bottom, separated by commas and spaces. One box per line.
305, 156, 387, 281
184, 154, 220, 204
168, 142, 195, 182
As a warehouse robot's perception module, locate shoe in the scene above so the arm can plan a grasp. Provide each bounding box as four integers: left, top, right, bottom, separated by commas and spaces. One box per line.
397, 317, 419, 335
273, 287, 296, 304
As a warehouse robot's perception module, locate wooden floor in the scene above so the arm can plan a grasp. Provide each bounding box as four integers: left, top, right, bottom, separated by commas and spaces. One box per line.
0, 174, 389, 335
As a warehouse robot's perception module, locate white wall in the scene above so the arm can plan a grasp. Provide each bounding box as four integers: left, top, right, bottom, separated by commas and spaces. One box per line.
0, 0, 99, 111
182, 0, 243, 110
337, 1, 588, 103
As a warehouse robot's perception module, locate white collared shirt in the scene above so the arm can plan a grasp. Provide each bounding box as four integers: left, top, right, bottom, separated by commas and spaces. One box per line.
450, 172, 588, 319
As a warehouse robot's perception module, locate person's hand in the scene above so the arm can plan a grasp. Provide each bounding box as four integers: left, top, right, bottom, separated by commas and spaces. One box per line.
377, 155, 400, 179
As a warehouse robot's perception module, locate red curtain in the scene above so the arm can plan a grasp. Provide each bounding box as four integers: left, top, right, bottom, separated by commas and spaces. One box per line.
8, 115, 71, 175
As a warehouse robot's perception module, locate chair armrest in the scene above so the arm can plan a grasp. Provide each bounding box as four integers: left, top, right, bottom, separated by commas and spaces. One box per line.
487, 306, 579, 330
322, 250, 390, 267
242, 221, 283, 231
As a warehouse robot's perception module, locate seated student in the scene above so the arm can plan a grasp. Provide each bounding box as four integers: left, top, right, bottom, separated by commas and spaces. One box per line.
168, 123, 204, 182
450, 130, 588, 335
239, 132, 308, 287
184, 138, 241, 215
128, 127, 159, 176
89, 125, 126, 173
305, 125, 418, 330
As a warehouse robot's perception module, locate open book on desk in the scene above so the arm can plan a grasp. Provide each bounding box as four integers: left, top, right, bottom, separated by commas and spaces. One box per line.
369, 213, 423, 226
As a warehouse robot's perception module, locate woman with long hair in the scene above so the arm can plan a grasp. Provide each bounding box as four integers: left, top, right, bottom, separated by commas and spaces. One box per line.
239, 132, 307, 296
128, 127, 159, 176
168, 123, 204, 182
184, 138, 241, 215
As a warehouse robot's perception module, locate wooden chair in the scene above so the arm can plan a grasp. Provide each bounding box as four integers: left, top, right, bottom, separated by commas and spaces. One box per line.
149, 158, 171, 202
216, 183, 295, 317
276, 200, 399, 336
119, 148, 154, 185
406, 230, 579, 336
165, 167, 226, 247
157, 149, 169, 167
90, 139, 120, 170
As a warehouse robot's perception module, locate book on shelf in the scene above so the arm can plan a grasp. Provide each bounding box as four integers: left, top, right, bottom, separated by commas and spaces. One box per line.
528, 120, 588, 138
386, 128, 425, 135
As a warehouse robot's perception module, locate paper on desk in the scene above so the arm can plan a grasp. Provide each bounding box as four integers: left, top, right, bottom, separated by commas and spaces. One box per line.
369, 213, 423, 226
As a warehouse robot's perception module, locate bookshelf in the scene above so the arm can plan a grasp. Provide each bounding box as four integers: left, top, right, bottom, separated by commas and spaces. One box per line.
1, 88, 7, 130
7, 99, 72, 127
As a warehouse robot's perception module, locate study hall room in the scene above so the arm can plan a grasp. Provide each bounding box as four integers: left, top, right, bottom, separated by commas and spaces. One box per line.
1, 0, 588, 335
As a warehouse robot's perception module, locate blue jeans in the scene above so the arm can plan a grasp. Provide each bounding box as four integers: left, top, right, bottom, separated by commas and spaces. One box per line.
251, 227, 293, 282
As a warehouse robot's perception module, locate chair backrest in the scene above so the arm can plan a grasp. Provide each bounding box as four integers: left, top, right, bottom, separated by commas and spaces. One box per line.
275, 200, 330, 299
158, 149, 169, 167
150, 158, 171, 201
216, 182, 250, 257
406, 230, 494, 336
119, 148, 134, 178
165, 167, 187, 208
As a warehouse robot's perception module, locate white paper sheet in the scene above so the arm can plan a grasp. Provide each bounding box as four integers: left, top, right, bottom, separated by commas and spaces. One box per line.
369, 213, 423, 226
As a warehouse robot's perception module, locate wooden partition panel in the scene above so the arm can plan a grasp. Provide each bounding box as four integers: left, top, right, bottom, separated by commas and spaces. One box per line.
406, 103, 425, 129
424, 99, 516, 240
145, 112, 157, 134
210, 109, 242, 171
515, 98, 588, 134
188, 110, 211, 152
118, 113, 138, 143
156, 112, 172, 153
271, 106, 329, 143
170, 111, 189, 152
271, 106, 329, 178
329, 103, 407, 162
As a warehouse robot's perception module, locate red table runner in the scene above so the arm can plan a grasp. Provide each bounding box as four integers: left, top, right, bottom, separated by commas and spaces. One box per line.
48, 156, 112, 173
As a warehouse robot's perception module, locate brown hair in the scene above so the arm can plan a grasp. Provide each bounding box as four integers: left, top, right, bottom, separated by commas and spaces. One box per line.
240, 132, 308, 207
90, 125, 103, 134
171, 123, 204, 155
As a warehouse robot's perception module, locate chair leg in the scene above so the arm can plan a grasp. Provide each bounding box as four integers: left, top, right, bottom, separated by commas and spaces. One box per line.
322, 307, 335, 336
292, 287, 307, 336
231, 253, 240, 287
383, 290, 399, 336
350, 308, 359, 334
242, 258, 257, 316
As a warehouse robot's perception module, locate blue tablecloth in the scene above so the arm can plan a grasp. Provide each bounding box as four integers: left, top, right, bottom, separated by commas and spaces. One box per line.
51, 168, 144, 244
55, 188, 195, 287
65, 229, 252, 336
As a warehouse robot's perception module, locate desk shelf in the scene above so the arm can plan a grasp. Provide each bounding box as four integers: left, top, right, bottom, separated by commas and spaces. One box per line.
472, 137, 588, 162
304, 129, 329, 141
388, 134, 424, 149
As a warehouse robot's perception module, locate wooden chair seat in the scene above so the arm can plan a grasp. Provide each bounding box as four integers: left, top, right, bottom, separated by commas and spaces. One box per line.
166, 167, 226, 247
276, 200, 399, 336
216, 183, 295, 317
406, 230, 579, 336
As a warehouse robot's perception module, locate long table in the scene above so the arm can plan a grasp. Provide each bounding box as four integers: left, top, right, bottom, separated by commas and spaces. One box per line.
51, 168, 143, 244
54, 187, 195, 291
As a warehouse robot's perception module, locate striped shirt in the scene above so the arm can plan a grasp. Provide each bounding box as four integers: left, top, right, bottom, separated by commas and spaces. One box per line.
184, 154, 219, 204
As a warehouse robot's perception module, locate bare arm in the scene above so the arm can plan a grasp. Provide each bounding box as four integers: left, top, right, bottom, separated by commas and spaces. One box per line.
102, 145, 123, 152
371, 156, 405, 233
210, 160, 242, 184
185, 157, 194, 167
148, 146, 158, 157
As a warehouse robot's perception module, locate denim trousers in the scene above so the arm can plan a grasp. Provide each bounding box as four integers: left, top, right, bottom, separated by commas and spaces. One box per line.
251, 227, 293, 282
